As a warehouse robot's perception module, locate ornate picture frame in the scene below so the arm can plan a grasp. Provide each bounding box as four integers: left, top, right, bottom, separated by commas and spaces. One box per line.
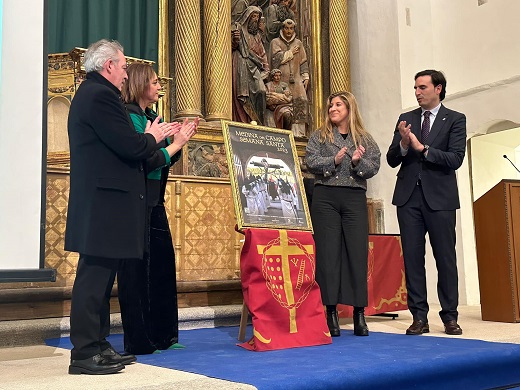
222, 120, 312, 232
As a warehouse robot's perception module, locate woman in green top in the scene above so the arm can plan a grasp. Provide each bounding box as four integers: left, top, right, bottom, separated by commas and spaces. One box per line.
119, 63, 198, 354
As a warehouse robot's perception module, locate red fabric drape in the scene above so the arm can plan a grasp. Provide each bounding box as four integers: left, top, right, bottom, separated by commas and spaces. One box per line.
338, 235, 408, 318
239, 228, 331, 351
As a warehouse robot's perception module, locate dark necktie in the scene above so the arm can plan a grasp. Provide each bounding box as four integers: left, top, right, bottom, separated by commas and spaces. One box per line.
421, 111, 431, 143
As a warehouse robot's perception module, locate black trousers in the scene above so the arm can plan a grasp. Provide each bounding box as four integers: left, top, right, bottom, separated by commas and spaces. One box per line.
311, 185, 368, 307
118, 204, 179, 354
397, 184, 459, 323
70, 255, 119, 360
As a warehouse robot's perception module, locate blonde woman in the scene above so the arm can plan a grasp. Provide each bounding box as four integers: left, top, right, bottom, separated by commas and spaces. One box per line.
305, 91, 380, 337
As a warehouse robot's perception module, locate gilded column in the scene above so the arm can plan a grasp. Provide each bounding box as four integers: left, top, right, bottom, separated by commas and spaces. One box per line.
203, 0, 232, 122
310, 0, 324, 130
329, 0, 351, 93
174, 180, 183, 279
158, 0, 171, 121
174, 0, 203, 119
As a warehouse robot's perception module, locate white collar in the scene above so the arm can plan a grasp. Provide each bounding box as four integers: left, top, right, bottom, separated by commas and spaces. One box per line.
421, 103, 441, 116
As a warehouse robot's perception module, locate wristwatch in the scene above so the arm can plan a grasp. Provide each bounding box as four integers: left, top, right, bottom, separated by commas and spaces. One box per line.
421, 144, 429, 155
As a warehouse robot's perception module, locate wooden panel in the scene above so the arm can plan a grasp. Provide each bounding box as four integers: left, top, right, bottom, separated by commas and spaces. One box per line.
508, 184, 520, 318
0, 299, 120, 322
0, 281, 243, 321
474, 180, 520, 322
1, 170, 384, 321
176, 179, 242, 281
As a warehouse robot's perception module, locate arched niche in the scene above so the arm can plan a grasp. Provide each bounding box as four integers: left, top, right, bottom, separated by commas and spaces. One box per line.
47, 96, 71, 154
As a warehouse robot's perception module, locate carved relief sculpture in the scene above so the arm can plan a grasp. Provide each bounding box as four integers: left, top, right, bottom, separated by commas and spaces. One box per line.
270, 18, 309, 137
231, 6, 270, 125
265, 0, 295, 43
188, 142, 225, 178
232, 0, 249, 23
265, 68, 293, 130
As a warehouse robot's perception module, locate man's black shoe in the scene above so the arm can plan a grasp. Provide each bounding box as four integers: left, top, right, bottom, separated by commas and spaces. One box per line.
101, 346, 137, 365
444, 320, 463, 335
68, 353, 124, 375
406, 319, 430, 335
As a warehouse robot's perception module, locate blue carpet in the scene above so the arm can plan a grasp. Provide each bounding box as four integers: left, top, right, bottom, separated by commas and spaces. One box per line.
47, 326, 520, 390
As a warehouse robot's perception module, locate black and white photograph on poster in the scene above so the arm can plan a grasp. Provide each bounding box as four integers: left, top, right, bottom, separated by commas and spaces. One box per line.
222, 120, 312, 232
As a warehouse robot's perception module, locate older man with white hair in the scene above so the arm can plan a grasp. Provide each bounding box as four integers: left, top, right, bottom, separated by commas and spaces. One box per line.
66, 39, 176, 375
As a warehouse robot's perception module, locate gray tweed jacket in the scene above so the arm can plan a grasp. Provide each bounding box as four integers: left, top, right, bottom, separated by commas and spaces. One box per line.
305, 127, 381, 190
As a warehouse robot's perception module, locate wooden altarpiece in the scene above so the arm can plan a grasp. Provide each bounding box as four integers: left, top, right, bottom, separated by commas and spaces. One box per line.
0, 0, 386, 322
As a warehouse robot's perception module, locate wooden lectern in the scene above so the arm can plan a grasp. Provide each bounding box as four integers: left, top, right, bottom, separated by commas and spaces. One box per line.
474, 179, 520, 323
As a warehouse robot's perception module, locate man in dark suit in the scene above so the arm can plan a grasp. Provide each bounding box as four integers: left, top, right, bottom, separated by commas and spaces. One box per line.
387, 70, 466, 336
65, 39, 176, 374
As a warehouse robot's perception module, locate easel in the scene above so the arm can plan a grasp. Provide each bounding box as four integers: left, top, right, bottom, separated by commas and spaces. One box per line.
238, 302, 249, 341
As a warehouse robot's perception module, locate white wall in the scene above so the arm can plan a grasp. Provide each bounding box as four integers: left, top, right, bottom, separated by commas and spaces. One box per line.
348, 0, 402, 237
398, 0, 520, 108
349, 0, 520, 307
431, 0, 520, 96
0, 0, 45, 270
471, 128, 520, 200
471, 138, 506, 199
397, 0, 433, 108
443, 80, 520, 305
515, 145, 520, 174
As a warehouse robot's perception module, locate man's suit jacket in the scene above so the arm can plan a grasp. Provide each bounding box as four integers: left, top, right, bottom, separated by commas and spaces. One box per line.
65, 72, 157, 260
386, 104, 466, 211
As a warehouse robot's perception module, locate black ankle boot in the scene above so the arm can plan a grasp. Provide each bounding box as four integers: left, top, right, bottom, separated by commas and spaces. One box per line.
326, 309, 341, 337
353, 307, 369, 336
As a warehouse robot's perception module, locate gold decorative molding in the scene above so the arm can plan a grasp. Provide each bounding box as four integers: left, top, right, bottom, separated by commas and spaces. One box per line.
46, 163, 380, 283
367, 198, 385, 234
42, 170, 242, 288
158, 0, 171, 121
158, 0, 169, 77
67, 48, 160, 95
176, 179, 242, 280
174, 0, 203, 119
47, 152, 71, 167
156, 76, 173, 122
47, 53, 75, 98
203, 0, 232, 122
329, 0, 351, 93
310, 0, 324, 130
36, 0, 361, 304
188, 122, 226, 142
47, 49, 172, 166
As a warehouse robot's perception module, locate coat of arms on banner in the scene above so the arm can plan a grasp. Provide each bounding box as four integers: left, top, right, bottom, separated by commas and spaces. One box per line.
239, 228, 331, 351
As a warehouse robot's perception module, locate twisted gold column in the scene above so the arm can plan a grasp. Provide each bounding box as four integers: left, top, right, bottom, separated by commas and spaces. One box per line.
174, 0, 202, 119
158, 0, 171, 121
203, 0, 232, 122
310, 0, 324, 131
329, 0, 351, 94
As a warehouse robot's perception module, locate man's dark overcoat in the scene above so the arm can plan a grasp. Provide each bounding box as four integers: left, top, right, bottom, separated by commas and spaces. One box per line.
65, 72, 157, 260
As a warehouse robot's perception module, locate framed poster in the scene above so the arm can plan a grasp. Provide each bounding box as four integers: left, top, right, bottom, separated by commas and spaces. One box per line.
222, 120, 312, 232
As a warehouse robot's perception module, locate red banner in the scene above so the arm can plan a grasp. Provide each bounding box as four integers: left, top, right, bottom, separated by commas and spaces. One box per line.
338, 235, 408, 318
239, 228, 332, 351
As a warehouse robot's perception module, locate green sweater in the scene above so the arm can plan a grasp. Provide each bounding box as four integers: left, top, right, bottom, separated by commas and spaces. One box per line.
127, 104, 171, 181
